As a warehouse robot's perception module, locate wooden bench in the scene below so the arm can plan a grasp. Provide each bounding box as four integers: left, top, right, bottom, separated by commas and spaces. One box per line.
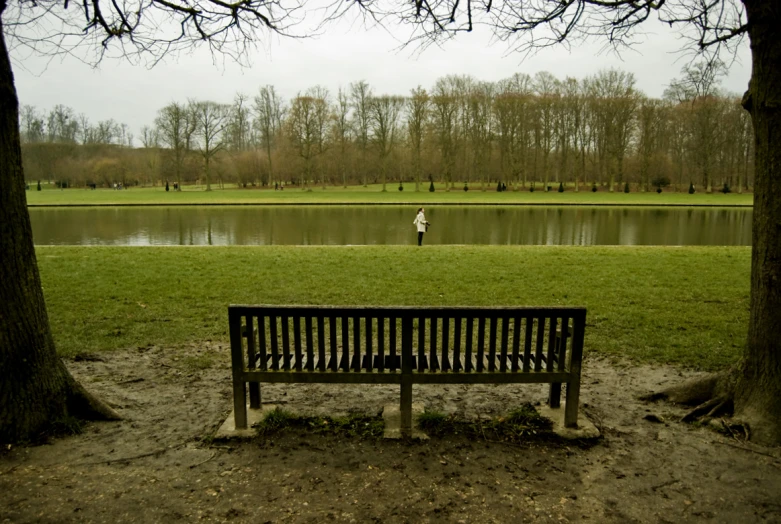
229, 305, 586, 436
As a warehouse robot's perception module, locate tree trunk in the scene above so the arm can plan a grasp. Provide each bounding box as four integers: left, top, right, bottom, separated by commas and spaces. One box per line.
0, 16, 119, 443
734, 0, 781, 445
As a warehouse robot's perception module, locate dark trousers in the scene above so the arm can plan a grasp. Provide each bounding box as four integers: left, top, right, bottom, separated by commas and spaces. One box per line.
418, 232, 424, 246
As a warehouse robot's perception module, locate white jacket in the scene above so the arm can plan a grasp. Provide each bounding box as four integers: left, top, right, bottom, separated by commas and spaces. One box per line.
413, 212, 428, 233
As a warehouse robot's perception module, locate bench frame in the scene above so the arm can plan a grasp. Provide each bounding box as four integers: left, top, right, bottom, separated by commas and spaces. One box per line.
229, 305, 586, 436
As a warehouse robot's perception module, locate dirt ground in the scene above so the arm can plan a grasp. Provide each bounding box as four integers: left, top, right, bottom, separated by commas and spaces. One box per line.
2, 343, 781, 523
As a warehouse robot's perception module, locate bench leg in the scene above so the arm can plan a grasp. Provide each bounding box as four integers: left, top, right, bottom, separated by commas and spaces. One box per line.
249, 383, 261, 410
400, 375, 413, 437
233, 380, 248, 430
564, 377, 581, 428
548, 382, 562, 409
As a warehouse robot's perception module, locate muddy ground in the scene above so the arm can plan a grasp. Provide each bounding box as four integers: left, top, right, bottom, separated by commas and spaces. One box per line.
1, 343, 781, 523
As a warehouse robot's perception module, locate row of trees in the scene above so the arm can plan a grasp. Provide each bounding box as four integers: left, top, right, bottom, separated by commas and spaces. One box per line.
21, 65, 753, 193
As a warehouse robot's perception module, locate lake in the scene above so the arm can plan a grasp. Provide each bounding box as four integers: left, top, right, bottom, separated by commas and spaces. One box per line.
28, 205, 752, 246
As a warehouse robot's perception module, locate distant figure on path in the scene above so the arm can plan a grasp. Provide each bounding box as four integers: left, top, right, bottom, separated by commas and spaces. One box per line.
413, 207, 430, 246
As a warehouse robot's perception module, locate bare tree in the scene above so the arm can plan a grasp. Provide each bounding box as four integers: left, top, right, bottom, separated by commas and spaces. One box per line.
431, 77, 458, 190
253, 85, 285, 186
333, 87, 352, 188
287, 93, 318, 187
154, 103, 190, 191
369, 94, 404, 191
191, 100, 229, 191
350, 81, 373, 186
406, 86, 429, 191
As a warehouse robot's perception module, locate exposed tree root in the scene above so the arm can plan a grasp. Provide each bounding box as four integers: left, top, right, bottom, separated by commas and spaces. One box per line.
67, 376, 122, 421
640, 370, 738, 427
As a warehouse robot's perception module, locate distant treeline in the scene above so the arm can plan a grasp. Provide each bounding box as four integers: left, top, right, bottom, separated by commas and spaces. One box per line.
20, 63, 753, 193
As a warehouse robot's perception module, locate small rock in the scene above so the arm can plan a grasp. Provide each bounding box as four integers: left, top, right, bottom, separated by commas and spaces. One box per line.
643, 414, 665, 423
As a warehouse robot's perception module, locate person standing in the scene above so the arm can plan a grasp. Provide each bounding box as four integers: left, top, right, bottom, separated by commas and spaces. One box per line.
413, 207, 430, 246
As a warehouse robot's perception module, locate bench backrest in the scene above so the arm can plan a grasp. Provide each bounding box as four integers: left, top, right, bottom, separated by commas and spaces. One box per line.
229, 305, 586, 376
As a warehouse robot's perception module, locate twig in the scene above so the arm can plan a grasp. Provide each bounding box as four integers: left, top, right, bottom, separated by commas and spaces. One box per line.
0, 465, 20, 476
712, 440, 781, 461
651, 479, 680, 491
189, 451, 216, 469
72, 443, 187, 466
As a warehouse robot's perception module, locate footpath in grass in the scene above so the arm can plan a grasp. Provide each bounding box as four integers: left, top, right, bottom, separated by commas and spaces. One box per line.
26, 184, 754, 206
38, 245, 750, 371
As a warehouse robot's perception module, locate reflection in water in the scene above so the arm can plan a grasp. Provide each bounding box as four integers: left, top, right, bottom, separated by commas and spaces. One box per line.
29, 205, 752, 246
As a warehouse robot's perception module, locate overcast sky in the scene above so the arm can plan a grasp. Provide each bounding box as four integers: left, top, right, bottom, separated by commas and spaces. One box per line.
11, 12, 751, 145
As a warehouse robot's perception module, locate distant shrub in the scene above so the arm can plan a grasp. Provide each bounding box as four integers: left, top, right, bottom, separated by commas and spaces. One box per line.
429, 181, 435, 192
652, 176, 671, 190
398, 182, 403, 191
591, 184, 598, 192
624, 182, 630, 193
688, 182, 695, 194
721, 183, 731, 194
558, 182, 564, 193
497, 182, 502, 192
463, 183, 469, 192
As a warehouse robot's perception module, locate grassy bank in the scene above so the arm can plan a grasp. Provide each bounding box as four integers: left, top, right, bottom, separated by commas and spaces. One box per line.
38, 245, 750, 370
27, 184, 753, 206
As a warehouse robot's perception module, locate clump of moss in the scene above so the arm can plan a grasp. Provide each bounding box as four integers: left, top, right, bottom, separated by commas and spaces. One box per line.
416, 403, 553, 443
255, 407, 384, 439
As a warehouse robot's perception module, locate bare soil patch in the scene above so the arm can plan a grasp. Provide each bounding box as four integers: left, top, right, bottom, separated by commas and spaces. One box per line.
2, 344, 781, 523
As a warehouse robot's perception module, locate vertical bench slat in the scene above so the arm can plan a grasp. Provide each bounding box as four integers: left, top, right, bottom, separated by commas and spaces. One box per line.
377, 317, 385, 372
546, 316, 558, 372
500, 316, 509, 372
305, 316, 314, 371
389, 317, 397, 371
258, 314, 268, 371
441, 317, 451, 371
453, 317, 462, 372
329, 316, 338, 371
293, 316, 303, 371
282, 316, 291, 371
317, 316, 326, 371
523, 317, 533, 372
477, 317, 486, 372
534, 317, 545, 372
558, 317, 570, 371
340, 316, 350, 371
488, 317, 497, 372
247, 315, 261, 409
511, 316, 521, 372
352, 317, 361, 372
270, 315, 279, 371
465, 317, 474, 372
417, 317, 426, 372
365, 316, 373, 371
430, 317, 439, 372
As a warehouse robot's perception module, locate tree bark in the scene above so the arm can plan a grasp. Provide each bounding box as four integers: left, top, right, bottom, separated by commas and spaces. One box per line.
0, 15, 119, 443
734, 0, 781, 445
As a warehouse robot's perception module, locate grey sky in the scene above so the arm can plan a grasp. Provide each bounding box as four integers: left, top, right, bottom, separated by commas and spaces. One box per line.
11, 14, 751, 144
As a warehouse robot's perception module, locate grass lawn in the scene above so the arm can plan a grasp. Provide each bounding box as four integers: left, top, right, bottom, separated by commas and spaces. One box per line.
27, 183, 754, 206
38, 245, 750, 371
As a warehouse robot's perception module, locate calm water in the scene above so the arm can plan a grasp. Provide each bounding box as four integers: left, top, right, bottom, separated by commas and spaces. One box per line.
29, 206, 752, 246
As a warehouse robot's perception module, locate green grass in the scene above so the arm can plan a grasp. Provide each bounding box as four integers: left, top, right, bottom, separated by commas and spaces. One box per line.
37, 245, 750, 371
26, 184, 753, 206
